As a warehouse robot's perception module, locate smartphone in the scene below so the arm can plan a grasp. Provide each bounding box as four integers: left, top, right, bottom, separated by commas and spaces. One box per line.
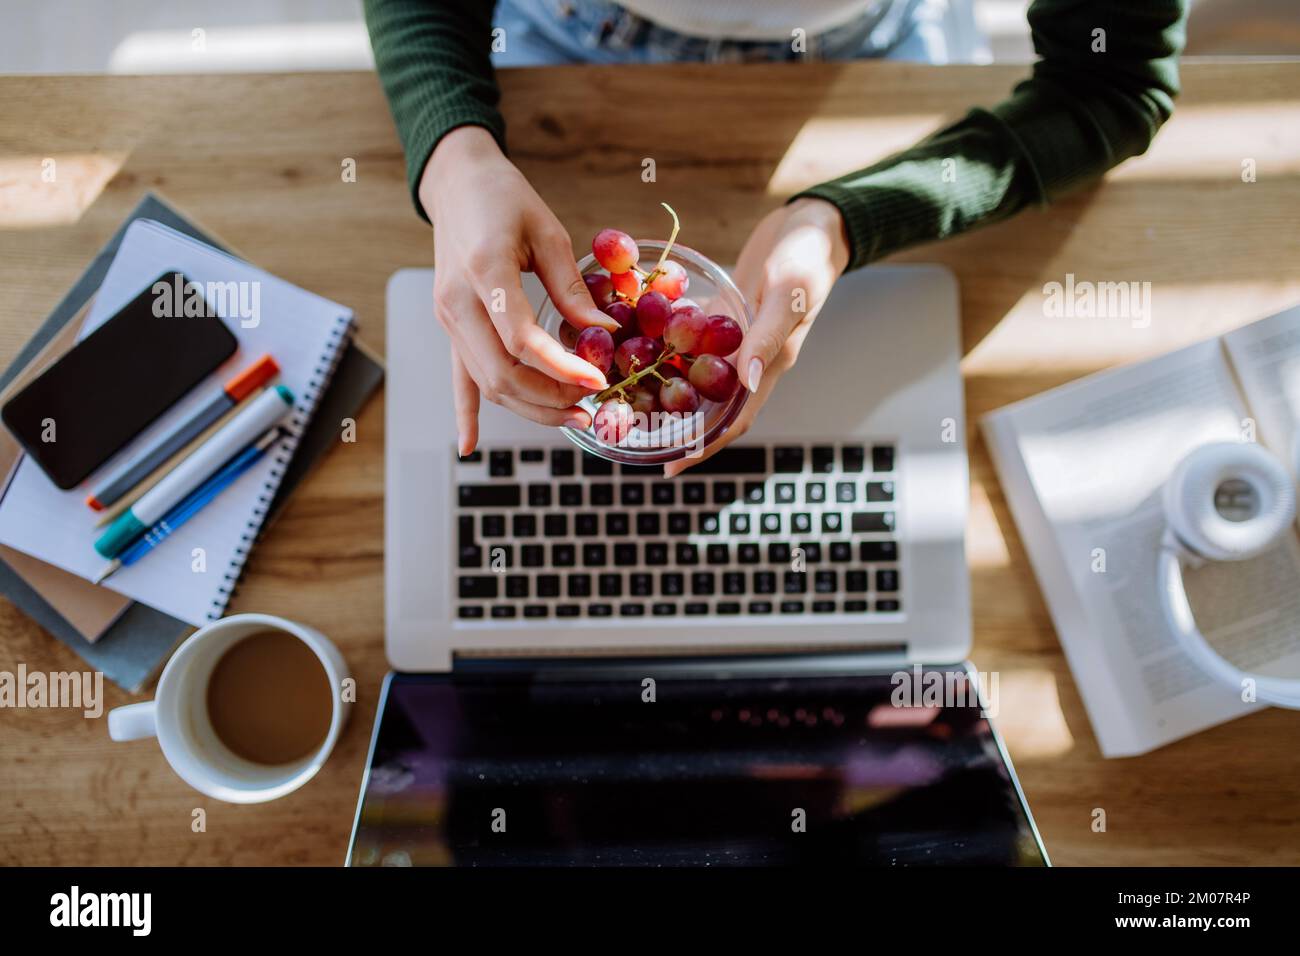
2, 273, 239, 489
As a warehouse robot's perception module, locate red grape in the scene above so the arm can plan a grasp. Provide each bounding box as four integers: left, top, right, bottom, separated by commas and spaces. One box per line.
574, 327, 614, 376
615, 335, 660, 377
698, 314, 743, 356
663, 306, 708, 355
593, 229, 639, 274
659, 378, 701, 414
688, 354, 739, 402
671, 297, 699, 313
627, 382, 660, 415
647, 260, 688, 300
583, 273, 615, 309
603, 301, 637, 343
592, 399, 634, 444
635, 291, 672, 339
610, 270, 641, 302
558, 322, 579, 349
660, 354, 687, 379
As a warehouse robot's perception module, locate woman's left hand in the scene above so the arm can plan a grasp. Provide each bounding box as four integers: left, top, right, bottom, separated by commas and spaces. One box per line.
665, 197, 850, 477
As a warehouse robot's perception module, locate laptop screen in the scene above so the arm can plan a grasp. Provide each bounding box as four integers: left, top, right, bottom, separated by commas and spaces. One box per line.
347, 664, 1046, 866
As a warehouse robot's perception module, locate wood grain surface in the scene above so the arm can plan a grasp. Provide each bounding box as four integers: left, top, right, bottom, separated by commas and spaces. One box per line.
1, 61, 1298, 866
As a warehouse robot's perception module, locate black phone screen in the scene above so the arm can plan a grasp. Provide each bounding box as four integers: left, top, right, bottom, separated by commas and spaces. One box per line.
2, 273, 239, 489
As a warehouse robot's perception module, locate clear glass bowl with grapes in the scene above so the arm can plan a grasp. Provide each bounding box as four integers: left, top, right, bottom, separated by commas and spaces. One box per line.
538, 211, 752, 466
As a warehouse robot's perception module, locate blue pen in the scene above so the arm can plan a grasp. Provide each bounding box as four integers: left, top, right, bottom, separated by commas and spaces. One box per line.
92, 428, 281, 584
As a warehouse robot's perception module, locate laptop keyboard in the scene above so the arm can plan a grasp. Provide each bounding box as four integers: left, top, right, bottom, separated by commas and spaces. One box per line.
454, 444, 901, 621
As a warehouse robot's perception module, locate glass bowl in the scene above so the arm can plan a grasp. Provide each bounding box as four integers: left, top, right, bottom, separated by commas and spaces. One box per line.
538, 240, 751, 466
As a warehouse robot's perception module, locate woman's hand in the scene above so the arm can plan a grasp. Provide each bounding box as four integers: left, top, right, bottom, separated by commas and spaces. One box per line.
665, 197, 850, 477
421, 126, 619, 456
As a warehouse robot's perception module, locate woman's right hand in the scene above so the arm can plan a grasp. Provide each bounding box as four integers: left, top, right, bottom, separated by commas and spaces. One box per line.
420, 126, 619, 456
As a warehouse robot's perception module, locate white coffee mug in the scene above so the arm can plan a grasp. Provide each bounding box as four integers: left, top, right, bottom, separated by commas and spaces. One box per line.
107, 612, 351, 804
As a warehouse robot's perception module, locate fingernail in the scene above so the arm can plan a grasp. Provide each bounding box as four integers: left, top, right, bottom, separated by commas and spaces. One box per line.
563, 416, 587, 430
747, 357, 764, 393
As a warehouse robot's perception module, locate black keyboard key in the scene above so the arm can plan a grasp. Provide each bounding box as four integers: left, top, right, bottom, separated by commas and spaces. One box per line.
614, 543, 638, 566
698, 512, 720, 534
520, 448, 544, 463
844, 599, 868, 612
458, 606, 484, 619
876, 569, 900, 592
712, 481, 737, 505
491, 605, 517, 619
512, 514, 537, 537
783, 571, 807, 594
780, 600, 805, 614
861, 541, 899, 562
716, 601, 741, 615
505, 575, 529, 598
637, 512, 661, 536
676, 543, 699, 565
544, 513, 569, 537
556, 604, 580, 617
791, 513, 812, 534
812, 600, 836, 613
567, 574, 592, 598
846, 570, 868, 592
590, 483, 614, 506
876, 599, 901, 612
775, 483, 796, 503
599, 573, 622, 597
867, 481, 894, 502
459, 484, 521, 508
630, 573, 653, 596
651, 483, 676, 505
738, 543, 761, 564
723, 571, 745, 595
559, 483, 583, 506
830, 541, 852, 563
575, 513, 599, 535
729, 513, 751, 535
459, 576, 498, 599
458, 514, 475, 545
872, 445, 895, 473
814, 570, 837, 593
748, 600, 773, 614
661, 572, 684, 596
683, 482, 706, 504
842, 445, 865, 473
774, 446, 804, 473
588, 603, 613, 617
821, 513, 842, 534
753, 571, 776, 594
760, 512, 781, 534
583, 543, 608, 566
537, 574, 561, 598
528, 484, 552, 507
486, 544, 513, 568
852, 511, 895, 533
836, 481, 857, 503
605, 513, 630, 536
551, 544, 576, 567
805, 482, 826, 504
621, 483, 645, 506
551, 448, 575, 476
744, 481, 766, 503
677, 447, 766, 474
812, 445, 835, 473
458, 450, 482, 464
582, 453, 614, 476
482, 514, 506, 538
523, 604, 549, 618
489, 450, 513, 477
684, 602, 709, 615
652, 602, 678, 616
707, 543, 730, 565
768, 543, 791, 564
521, 544, 545, 567
459, 545, 483, 568
619, 603, 645, 617
645, 542, 669, 565
668, 512, 691, 535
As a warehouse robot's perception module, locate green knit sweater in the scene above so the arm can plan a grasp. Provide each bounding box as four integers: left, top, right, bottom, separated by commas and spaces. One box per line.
364, 0, 1187, 271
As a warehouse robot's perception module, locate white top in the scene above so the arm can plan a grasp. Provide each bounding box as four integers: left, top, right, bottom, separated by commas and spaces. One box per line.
617, 1, 877, 42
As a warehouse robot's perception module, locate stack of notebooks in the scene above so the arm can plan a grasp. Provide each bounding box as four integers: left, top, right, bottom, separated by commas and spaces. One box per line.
0, 194, 383, 691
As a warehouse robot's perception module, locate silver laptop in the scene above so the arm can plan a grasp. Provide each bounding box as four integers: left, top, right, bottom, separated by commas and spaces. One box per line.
385, 264, 970, 672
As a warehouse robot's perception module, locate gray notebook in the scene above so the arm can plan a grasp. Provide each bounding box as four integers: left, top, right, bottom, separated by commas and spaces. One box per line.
0, 194, 384, 691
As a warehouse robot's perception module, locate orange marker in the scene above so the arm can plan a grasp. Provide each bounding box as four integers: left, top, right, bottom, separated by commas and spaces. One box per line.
86, 354, 279, 511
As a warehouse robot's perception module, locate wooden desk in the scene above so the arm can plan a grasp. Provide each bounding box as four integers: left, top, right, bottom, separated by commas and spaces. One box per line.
1, 62, 1298, 866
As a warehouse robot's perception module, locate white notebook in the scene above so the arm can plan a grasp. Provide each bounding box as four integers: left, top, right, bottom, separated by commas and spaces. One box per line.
0, 220, 353, 626
983, 305, 1300, 757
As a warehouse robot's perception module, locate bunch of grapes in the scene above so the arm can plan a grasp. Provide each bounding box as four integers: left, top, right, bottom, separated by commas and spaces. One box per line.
567, 205, 743, 445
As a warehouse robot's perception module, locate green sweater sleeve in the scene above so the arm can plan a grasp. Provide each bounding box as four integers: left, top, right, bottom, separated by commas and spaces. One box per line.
796, 0, 1188, 269
364, 0, 505, 220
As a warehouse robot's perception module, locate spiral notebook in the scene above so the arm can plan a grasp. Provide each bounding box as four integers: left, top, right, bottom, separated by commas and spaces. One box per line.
0, 219, 354, 627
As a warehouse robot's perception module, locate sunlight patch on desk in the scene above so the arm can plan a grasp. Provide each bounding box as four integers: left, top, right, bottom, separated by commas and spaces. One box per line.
1108, 102, 1300, 181
764, 114, 946, 196
108, 23, 374, 75
995, 668, 1074, 760
0, 153, 127, 229
967, 480, 1011, 569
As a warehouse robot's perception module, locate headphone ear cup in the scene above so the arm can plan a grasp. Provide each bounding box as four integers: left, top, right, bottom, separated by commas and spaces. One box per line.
1163, 442, 1296, 562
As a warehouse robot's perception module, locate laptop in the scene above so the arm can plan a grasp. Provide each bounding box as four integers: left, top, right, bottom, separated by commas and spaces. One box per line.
349, 264, 1047, 866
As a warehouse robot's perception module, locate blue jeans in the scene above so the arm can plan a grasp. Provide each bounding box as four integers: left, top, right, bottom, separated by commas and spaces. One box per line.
493, 0, 965, 68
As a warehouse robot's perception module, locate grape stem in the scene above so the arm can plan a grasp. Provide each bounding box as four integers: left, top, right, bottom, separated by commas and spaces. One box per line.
594, 347, 675, 405
640, 203, 681, 294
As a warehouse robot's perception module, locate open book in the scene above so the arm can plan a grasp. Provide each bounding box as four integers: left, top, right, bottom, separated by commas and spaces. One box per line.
983, 305, 1300, 756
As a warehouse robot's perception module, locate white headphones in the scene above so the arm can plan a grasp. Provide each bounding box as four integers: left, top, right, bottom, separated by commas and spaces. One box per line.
1159, 441, 1300, 708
